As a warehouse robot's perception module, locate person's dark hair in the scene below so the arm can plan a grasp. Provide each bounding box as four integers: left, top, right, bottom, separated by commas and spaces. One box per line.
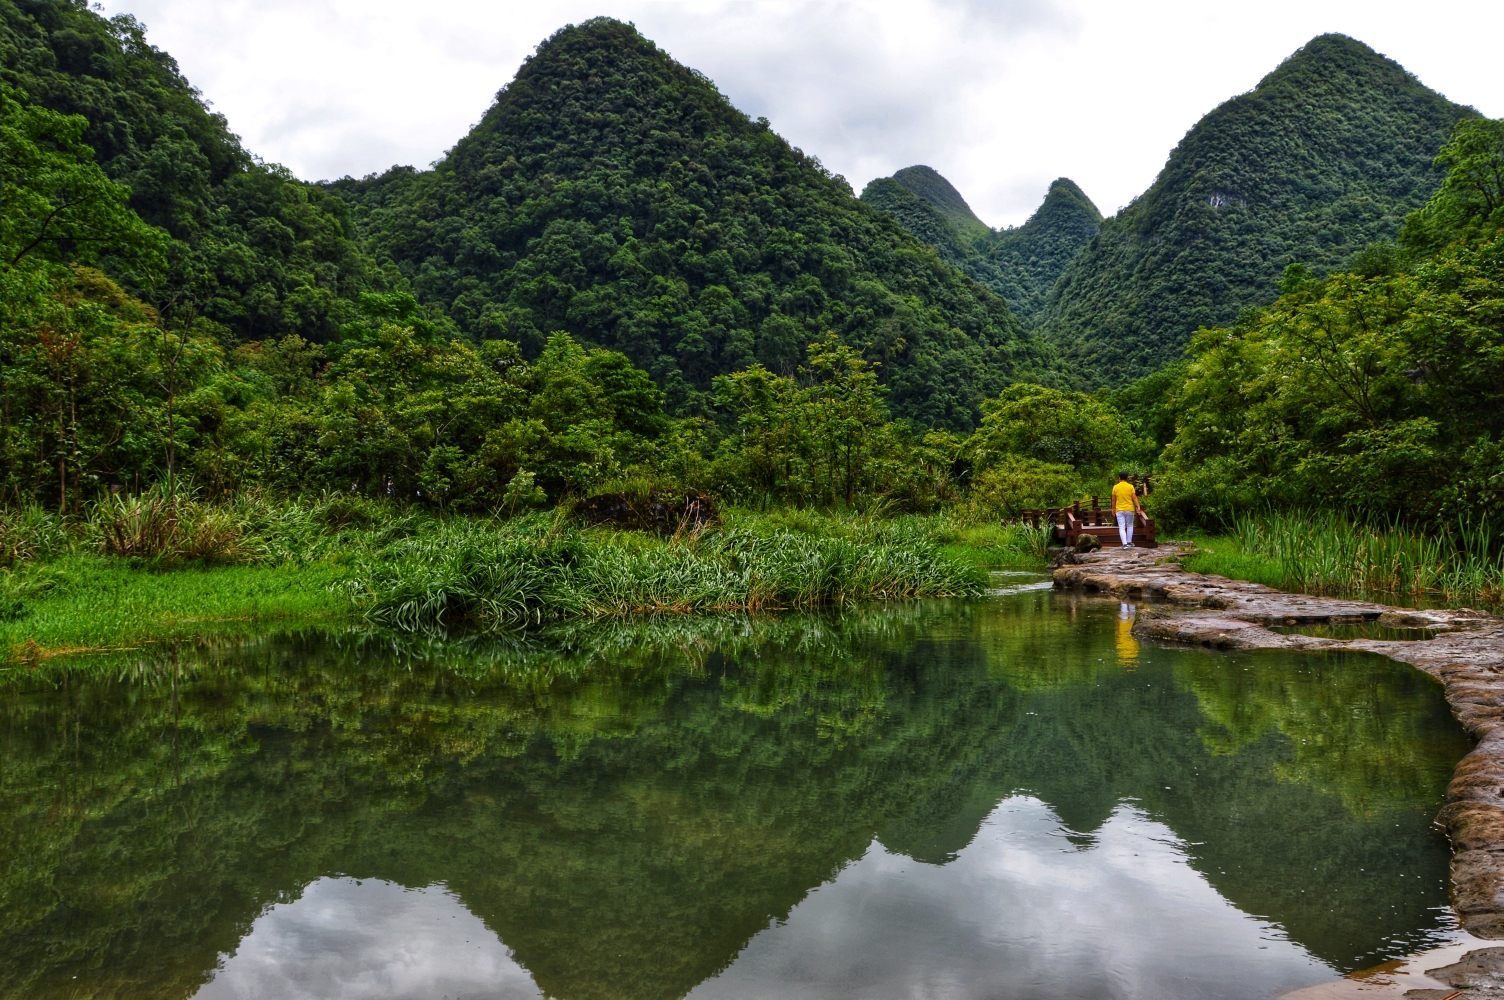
1118, 470, 1130, 480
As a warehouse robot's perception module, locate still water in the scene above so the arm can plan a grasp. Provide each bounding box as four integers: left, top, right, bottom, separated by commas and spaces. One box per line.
0, 584, 1473, 999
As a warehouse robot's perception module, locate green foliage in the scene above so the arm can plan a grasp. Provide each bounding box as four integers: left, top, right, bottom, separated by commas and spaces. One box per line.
1400, 117, 1504, 255
966, 382, 1144, 481
862, 171, 1102, 325
1156, 231, 1504, 527
966, 455, 1080, 518
1040, 34, 1476, 384
329, 19, 1055, 429
1105, 359, 1190, 459
709, 335, 908, 508
2, 0, 388, 341
0, 84, 166, 282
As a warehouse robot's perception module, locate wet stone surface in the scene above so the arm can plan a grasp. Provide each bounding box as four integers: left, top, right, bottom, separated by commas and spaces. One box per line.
1052, 544, 1504, 939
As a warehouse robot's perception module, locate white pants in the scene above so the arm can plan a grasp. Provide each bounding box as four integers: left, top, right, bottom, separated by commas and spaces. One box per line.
1116, 510, 1135, 547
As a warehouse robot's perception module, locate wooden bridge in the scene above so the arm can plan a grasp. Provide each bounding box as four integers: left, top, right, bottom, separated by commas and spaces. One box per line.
1020, 475, 1158, 549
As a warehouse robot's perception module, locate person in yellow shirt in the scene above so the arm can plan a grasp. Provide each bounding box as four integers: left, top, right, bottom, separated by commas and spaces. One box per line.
1111, 471, 1145, 547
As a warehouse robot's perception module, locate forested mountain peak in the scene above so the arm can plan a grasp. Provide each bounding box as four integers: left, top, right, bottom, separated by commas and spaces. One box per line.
1038, 32, 1476, 384
980, 178, 1103, 322
889, 165, 990, 238
860, 169, 1103, 325
332, 17, 1058, 429
1024, 179, 1101, 235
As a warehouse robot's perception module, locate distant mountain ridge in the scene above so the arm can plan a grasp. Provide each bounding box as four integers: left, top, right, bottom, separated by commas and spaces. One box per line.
861, 169, 1103, 325
330, 19, 1059, 429
1037, 33, 1478, 384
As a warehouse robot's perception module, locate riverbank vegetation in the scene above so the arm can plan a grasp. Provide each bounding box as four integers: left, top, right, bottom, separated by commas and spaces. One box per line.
4, 0, 1504, 650
0, 490, 1054, 658
1181, 511, 1504, 608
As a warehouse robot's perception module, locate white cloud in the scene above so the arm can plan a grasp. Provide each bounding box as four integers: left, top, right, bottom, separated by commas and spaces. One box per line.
98, 0, 1504, 227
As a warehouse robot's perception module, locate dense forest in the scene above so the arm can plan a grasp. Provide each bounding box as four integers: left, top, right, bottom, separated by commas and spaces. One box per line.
1038, 34, 1476, 384
861, 168, 1103, 324
1145, 114, 1504, 527
326, 19, 1058, 429
2, 0, 1502, 542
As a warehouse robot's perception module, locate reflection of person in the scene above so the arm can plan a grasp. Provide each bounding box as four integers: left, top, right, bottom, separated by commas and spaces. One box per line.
1111, 472, 1145, 547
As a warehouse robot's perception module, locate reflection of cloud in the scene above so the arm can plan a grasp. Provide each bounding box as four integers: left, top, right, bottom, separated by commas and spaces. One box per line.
688, 797, 1336, 1000
194, 878, 541, 1000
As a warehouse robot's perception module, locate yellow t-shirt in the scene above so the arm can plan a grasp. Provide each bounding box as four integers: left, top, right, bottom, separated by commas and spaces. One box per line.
1111, 480, 1138, 513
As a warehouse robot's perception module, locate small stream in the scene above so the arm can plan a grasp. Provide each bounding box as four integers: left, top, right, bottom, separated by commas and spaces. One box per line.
0, 581, 1473, 999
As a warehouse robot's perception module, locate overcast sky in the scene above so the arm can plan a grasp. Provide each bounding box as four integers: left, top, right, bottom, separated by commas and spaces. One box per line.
97, 0, 1504, 229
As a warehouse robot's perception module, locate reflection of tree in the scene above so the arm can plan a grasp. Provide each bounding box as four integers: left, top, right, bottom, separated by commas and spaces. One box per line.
1177, 651, 1464, 816
0, 596, 1472, 998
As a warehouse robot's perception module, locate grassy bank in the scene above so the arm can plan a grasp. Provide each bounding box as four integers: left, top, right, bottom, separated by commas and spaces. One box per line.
0, 556, 350, 662
1, 499, 1042, 662
1179, 510, 1504, 608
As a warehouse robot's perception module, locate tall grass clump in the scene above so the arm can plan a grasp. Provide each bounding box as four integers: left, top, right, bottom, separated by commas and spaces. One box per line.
0, 505, 68, 565
354, 516, 986, 631
1226, 509, 1504, 604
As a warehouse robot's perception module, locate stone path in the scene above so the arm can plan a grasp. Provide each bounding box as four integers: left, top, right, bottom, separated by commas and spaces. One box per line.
1051, 543, 1504, 941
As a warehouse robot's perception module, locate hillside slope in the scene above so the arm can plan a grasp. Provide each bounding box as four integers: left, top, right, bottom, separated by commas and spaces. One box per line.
983, 178, 1103, 322
861, 169, 1102, 324
1039, 33, 1476, 384
1, 0, 383, 340
329, 19, 1056, 429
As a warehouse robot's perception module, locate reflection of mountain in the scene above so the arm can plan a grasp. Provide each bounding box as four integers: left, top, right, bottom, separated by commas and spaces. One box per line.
0, 597, 1468, 999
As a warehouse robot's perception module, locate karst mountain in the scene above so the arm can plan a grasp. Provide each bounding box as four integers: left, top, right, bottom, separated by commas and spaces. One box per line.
1038, 33, 1476, 383
862, 169, 1104, 326
329, 18, 1059, 429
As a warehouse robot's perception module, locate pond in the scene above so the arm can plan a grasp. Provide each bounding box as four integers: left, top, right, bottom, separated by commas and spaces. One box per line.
0, 583, 1474, 1000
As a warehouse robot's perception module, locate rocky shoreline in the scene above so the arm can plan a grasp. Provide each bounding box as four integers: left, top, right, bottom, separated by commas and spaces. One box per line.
1051, 543, 1504, 938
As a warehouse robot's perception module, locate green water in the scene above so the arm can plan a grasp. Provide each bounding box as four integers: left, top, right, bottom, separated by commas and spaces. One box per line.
0, 586, 1473, 1000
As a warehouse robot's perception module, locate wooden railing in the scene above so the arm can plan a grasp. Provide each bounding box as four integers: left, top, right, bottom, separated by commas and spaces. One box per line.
1019, 475, 1157, 548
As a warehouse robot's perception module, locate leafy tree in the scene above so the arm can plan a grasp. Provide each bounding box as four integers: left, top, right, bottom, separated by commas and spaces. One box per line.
2, 0, 388, 341
1156, 203, 1504, 526
1400, 117, 1504, 255
0, 84, 166, 281
965, 382, 1144, 482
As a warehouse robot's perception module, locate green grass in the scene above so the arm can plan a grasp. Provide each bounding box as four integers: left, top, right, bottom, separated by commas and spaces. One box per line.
930, 521, 1052, 571
0, 503, 1037, 661
353, 512, 989, 630
1179, 510, 1504, 607
0, 554, 353, 662
1179, 535, 1293, 590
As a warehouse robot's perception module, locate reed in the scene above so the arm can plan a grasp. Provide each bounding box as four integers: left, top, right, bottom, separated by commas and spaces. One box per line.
353, 517, 987, 630
1205, 509, 1504, 605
